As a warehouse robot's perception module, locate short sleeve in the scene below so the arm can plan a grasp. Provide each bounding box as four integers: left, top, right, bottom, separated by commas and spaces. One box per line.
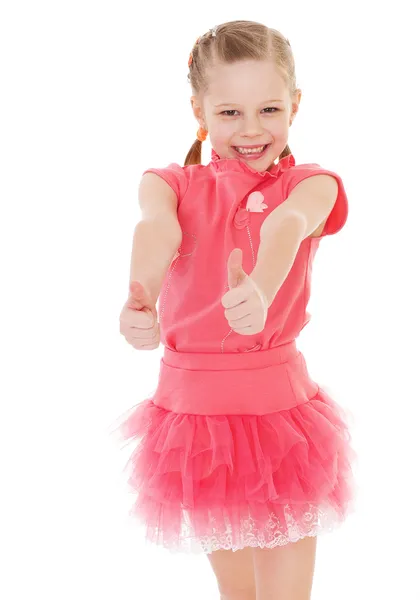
281, 164, 349, 237
143, 163, 189, 207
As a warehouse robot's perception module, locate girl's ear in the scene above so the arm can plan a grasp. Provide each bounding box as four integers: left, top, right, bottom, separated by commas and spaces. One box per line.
290, 89, 302, 123
190, 96, 205, 128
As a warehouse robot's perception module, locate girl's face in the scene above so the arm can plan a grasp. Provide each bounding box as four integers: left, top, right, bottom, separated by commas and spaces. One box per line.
192, 59, 301, 172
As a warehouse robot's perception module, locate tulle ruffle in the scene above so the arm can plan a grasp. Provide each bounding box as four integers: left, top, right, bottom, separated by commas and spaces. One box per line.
110, 386, 356, 554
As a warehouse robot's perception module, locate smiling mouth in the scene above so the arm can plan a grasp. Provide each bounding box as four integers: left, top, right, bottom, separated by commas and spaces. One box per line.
232, 144, 271, 157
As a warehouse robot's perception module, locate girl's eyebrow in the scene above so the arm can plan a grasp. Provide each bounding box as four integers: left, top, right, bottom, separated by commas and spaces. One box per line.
215, 99, 285, 107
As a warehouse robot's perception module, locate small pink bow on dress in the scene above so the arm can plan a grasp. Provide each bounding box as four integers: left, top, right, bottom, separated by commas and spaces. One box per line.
246, 191, 268, 212
234, 191, 268, 229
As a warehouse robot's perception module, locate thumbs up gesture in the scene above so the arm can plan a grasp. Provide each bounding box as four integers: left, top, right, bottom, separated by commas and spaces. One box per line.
119, 281, 160, 350
221, 248, 269, 336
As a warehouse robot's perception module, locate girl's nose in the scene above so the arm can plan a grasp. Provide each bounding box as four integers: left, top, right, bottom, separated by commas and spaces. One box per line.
240, 115, 264, 137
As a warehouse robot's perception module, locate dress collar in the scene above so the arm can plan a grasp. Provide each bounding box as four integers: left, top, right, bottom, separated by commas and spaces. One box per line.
210, 148, 295, 178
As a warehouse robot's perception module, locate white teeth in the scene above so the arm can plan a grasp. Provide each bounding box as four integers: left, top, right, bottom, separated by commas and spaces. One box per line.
235, 145, 266, 155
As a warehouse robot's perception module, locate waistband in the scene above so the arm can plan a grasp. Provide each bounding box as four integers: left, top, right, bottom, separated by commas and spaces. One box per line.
154, 340, 319, 415
162, 340, 298, 372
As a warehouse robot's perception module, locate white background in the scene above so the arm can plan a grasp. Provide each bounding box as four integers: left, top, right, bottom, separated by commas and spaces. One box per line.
1, 1, 419, 598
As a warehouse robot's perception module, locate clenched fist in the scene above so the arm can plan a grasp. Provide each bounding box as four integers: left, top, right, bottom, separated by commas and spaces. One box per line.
221, 248, 269, 335
119, 281, 160, 350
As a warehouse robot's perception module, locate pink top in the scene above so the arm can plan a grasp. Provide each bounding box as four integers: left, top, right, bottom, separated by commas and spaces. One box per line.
145, 149, 348, 355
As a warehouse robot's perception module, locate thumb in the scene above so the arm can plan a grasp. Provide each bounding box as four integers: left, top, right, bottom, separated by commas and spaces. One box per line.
127, 281, 156, 324
227, 248, 247, 290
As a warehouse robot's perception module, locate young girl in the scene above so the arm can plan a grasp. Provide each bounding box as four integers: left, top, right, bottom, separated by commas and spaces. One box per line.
113, 20, 356, 600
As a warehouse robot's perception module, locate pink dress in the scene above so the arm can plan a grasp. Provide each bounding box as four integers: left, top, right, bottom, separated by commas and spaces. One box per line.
112, 149, 356, 554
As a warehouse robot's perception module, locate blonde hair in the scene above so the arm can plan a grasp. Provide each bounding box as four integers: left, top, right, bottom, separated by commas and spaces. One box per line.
185, 20, 298, 167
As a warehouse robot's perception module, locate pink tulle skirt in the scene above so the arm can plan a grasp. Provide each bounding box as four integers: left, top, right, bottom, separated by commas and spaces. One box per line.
110, 342, 356, 554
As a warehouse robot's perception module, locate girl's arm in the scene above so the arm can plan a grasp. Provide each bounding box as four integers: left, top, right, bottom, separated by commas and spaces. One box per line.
129, 173, 183, 305
250, 175, 338, 306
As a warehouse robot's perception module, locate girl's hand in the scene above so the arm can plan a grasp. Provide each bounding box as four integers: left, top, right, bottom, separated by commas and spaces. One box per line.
221, 248, 269, 336
119, 281, 160, 350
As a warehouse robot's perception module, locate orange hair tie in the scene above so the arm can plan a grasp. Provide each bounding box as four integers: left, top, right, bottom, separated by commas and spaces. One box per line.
197, 127, 208, 142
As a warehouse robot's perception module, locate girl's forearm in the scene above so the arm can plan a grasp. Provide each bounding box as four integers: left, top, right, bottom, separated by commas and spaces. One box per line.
129, 218, 182, 305
250, 214, 306, 307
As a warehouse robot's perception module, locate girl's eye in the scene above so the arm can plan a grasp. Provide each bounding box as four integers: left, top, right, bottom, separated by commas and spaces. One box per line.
221, 107, 280, 116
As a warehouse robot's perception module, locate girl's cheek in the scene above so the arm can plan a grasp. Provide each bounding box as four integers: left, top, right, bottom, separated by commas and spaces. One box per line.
212, 125, 235, 144
270, 119, 288, 134
214, 137, 229, 150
